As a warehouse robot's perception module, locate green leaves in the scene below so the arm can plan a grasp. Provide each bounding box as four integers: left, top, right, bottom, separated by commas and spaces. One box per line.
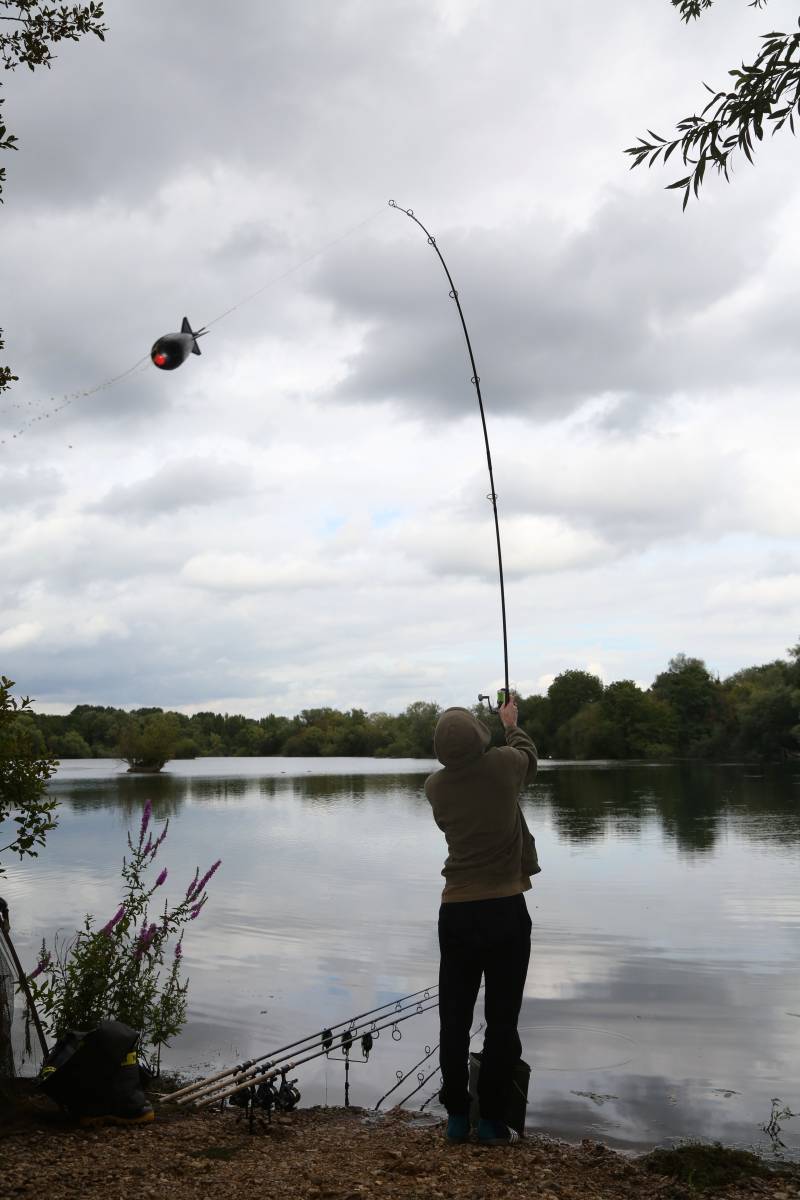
671, 0, 716, 23
0, 2, 108, 72
627, 3, 796, 204
0, 676, 58, 878
0, 5, 109, 203
25, 802, 220, 1071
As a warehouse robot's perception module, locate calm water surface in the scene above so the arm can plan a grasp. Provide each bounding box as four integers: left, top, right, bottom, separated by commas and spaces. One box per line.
4, 756, 799, 1158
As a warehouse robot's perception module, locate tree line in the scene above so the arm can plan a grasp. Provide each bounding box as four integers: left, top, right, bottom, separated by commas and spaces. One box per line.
13, 643, 800, 766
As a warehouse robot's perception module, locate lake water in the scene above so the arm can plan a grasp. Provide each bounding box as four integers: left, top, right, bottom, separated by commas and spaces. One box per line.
3, 756, 799, 1159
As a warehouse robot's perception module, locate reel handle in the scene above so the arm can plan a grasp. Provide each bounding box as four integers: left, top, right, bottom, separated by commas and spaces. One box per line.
478, 688, 510, 714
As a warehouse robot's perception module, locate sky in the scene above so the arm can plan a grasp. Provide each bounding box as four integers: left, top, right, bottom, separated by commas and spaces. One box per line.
1, 0, 799, 718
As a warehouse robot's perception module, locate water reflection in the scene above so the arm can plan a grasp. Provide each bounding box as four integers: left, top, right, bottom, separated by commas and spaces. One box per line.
528, 762, 800, 855
4, 757, 798, 1159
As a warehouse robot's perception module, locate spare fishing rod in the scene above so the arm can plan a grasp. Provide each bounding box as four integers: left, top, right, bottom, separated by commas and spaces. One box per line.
184, 998, 440, 1109
389, 200, 510, 710
166, 986, 438, 1106
165, 984, 436, 1103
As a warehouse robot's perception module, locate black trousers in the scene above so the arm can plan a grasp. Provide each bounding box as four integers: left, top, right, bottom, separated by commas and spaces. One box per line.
437, 892, 531, 1120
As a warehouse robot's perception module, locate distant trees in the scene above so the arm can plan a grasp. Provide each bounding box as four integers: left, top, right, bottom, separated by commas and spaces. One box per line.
651, 654, 722, 755
18, 643, 800, 764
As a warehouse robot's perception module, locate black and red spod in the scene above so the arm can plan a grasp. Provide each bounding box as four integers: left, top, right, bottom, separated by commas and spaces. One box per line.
150, 317, 206, 370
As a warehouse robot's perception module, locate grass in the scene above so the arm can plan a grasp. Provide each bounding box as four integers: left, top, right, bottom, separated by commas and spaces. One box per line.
641, 1142, 773, 1192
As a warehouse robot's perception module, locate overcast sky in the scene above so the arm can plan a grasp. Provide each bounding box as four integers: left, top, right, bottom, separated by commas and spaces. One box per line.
1, 0, 798, 718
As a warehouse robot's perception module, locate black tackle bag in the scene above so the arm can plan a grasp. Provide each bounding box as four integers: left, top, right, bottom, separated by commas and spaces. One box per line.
40, 1018, 154, 1124
468, 1050, 531, 1136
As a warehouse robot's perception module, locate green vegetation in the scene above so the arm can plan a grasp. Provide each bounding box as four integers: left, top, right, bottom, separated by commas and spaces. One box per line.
0, 676, 58, 878
627, 1, 800, 207
26, 800, 220, 1074
18, 642, 800, 763
641, 1142, 772, 1192
1, 2, 107, 198
2, 5, 108, 396
117, 710, 182, 773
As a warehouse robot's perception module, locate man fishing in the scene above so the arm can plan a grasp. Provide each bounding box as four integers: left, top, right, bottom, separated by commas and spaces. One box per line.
425, 696, 539, 1146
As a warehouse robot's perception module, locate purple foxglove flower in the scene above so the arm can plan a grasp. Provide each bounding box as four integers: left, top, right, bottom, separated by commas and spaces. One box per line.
188, 859, 221, 901
189, 897, 207, 920
139, 800, 152, 846
28, 953, 50, 981
100, 905, 126, 936
135, 922, 159, 959
185, 868, 199, 899
154, 867, 168, 888
174, 937, 183, 961
143, 835, 153, 856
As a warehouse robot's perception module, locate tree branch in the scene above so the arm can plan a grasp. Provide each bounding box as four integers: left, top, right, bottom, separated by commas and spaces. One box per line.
626, 14, 800, 205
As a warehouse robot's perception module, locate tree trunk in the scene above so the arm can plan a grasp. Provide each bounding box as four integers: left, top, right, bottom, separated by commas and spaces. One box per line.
0, 896, 15, 1080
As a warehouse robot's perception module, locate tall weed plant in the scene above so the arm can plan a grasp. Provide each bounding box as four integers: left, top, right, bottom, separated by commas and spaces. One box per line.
27, 801, 220, 1073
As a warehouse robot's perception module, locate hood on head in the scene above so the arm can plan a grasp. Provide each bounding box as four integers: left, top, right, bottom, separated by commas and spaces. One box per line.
434, 707, 491, 769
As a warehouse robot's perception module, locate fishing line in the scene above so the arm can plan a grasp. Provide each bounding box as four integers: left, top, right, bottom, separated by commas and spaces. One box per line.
0, 205, 386, 447
0, 357, 150, 445
199, 205, 386, 331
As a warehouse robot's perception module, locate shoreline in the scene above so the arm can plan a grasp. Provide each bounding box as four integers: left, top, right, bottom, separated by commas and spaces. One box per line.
1, 1085, 799, 1200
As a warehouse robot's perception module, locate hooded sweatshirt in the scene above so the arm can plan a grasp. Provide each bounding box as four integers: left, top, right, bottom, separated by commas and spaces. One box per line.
424, 707, 540, 903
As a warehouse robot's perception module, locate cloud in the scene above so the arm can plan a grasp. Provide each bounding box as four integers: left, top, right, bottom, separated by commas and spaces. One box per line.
0, 463, 64, 509
393, 513, 610, 581
312, 190, 775, 422
0, 622, 42, 652
706, 572, 800, 615
90, 457, 256, 519
1, 0, 799, 713
181, 551, 340, 592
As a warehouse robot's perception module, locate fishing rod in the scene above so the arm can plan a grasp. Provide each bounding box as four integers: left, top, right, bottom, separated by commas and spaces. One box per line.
388, 1019, 484, 1111
166, 985, 437, 1105
389, 200, 510, 710
395, 1061, 443, 1110
184, 998, 440, 1109
374, 1041, 438, 1110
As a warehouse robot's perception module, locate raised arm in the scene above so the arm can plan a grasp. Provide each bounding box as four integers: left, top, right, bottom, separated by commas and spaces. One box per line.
499, 697, 538, 785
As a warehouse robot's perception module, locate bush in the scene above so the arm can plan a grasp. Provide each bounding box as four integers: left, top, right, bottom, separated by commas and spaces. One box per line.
117, 712, 180, 772
26, 801, 221, 1073
0, 677, 58, 880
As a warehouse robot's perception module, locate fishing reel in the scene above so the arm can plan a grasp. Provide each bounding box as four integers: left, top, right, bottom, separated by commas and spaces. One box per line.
478, 688, 510, 714
229, 1067, 301, 1114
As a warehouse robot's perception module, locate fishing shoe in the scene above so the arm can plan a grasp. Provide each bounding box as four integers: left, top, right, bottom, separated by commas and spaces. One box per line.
446, 1114, 470, 1143
477, 1117, 520, 1145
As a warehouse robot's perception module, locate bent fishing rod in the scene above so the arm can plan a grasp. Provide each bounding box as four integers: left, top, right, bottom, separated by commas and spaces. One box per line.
389, 200, 510, 709
184, 998, 440, 1109
165, 984, 438, 1105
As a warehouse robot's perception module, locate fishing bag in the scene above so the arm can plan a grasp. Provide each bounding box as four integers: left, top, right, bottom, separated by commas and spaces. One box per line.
468, 1051, 530, 1136
40, 1018, 154, 1125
